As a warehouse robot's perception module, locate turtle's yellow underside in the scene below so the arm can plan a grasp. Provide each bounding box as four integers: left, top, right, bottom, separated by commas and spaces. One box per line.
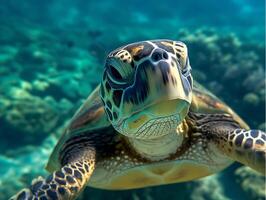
89, 161, 216, 190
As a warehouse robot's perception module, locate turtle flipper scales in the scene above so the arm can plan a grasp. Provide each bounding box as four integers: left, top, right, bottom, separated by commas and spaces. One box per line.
10, 149, 96, 200
222, 129, 266, 174
188, 112, 266, 175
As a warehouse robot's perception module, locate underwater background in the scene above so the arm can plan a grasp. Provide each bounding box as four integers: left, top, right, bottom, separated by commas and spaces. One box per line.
0, 0, 265, 199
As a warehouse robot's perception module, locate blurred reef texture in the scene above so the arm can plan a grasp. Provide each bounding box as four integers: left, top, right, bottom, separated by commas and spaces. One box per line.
0, 0, 265, 200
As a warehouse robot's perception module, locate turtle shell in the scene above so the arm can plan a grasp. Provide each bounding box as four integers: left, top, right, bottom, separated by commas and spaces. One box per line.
46, 81, 249, 182
46, 85, 110, 172
190, 81, 248, 130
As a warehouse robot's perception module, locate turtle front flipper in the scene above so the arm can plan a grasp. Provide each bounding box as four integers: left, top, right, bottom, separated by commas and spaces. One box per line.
10, 148, 95, 200
225, 129, 265, 174
188, 113, 266, 175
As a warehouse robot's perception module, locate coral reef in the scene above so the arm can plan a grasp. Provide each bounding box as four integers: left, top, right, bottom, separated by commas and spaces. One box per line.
0, 22, 103, 151
235, 166, 265, 200
190, 175, 229, 200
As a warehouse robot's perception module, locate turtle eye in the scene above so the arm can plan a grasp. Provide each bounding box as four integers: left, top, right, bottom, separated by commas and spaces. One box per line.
106, 64, 126, 84
181, 58, 191, 76
106, 60, 134, 84
109, 65, 123, 81
105, 52, 135, 85
182, 66, 189, 75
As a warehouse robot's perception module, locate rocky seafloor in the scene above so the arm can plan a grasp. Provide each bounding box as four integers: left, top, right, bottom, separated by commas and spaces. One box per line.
0, 19, 265, 200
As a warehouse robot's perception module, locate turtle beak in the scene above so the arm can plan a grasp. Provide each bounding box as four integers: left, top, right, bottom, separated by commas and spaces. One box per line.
147, 59, 192, 106
122, 52, 193, 116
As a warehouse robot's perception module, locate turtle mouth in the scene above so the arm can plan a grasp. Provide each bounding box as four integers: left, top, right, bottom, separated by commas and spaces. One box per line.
134, 114, 181, 139
113, 98, 189, 139
115, 113, 182, 139
114, 114, 181, 139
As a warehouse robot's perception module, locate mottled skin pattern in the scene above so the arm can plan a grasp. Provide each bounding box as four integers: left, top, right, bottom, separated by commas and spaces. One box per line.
187, 113, 266, 174
11, 149, 95, 200
11, 40, 266, 200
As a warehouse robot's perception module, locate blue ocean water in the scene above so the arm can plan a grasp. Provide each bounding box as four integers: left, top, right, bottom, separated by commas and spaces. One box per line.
0, 0, 265, 199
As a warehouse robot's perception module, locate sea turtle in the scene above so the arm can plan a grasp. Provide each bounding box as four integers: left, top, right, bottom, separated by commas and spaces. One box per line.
11, 40, 266, 200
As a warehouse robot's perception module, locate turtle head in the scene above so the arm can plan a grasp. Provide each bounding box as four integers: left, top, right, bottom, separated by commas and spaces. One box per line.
100, 40, 193, 139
